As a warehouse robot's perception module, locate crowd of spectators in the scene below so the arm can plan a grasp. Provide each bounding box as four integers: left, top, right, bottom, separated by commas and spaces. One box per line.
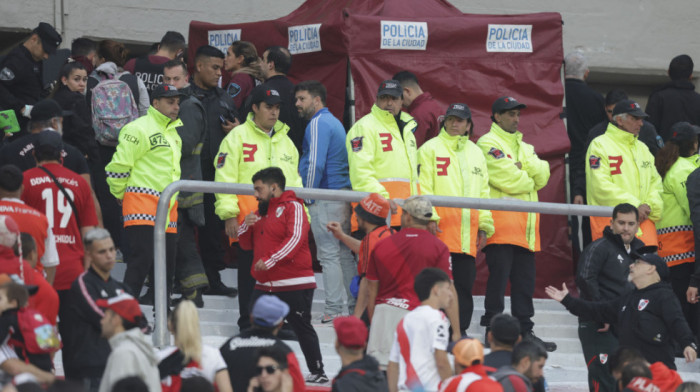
0, 20, 699, 392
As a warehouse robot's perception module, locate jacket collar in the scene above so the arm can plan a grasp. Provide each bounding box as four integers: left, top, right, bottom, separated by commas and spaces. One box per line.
438, 128, 469, 151
311, 107, 329, 120
489, 122, 523, 143
269, 190, 302, 210
245, 112, 290, 137
407, 92, 432, 113
147, 106, 182, 129
605, 122, 638, 146
370, 104, 399, 126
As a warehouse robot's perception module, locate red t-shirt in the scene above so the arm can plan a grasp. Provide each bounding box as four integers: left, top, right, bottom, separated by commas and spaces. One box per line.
358, 225, 396, 275
0, 199, 50, 262
21, 163, 98, 291
366, 227, 452, 310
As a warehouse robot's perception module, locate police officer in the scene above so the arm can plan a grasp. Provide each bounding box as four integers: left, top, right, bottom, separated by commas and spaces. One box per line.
575, 203, 645, 392
547, 248, 698, 370
418, 103, 494, 334
476, 96, 555, 351
105, 84, 184, 301
586, 99, 663, 247
0, 23, 62, 139
346, 80, 419, 228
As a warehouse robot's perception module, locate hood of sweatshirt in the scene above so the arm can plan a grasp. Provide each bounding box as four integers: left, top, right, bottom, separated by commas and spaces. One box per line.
109, 327, 158, 364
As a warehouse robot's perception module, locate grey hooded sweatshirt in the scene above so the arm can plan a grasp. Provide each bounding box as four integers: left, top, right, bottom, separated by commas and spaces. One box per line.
98, 328, 162, 392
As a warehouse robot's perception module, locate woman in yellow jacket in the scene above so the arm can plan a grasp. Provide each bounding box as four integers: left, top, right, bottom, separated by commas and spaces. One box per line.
655, 122, 700, 332
418, 103, 494, 335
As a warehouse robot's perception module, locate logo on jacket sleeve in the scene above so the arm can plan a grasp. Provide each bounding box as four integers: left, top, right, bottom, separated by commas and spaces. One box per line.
351, 136, 363, 152
216, 152, 228, 169
589, 155, 601, 169
488, 147, 505, 159
599, 353, 608, 364
0, 67, 15, 81
276, 206, 285, 217
638, 299, 649, 311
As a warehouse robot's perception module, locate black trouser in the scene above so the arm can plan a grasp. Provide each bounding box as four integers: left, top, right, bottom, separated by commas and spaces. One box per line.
250, 288, 324, 374
235, 243, 255, 330
578, 320, 618, 392
93, 144, 124, 250
123, 225, 177, 299
480, 244, 536, 333
451, 253, 476, 333
176, 209, 209, 294
198, 157, 227, 286
670, 263, 699, 334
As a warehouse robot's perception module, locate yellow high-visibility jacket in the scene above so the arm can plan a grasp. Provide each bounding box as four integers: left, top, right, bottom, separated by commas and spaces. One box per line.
476, 123, 550, 252
586, 123, 663, 246
346, 104, 419, 227
657, 155, 699, 266
106, 106, 182, 233
418, 129, 494, 256
214, 113, 302, 223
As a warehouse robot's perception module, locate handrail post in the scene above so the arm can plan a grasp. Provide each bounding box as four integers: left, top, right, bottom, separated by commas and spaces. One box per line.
153, 181, 179, 347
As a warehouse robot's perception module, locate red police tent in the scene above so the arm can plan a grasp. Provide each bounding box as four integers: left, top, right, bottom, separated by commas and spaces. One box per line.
188, 0, 572, 296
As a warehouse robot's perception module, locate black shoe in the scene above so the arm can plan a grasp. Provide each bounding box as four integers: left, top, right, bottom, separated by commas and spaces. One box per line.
206, 281, 239, 297
173, 289, 204, 308
523, 330, 557, 352
305, 372, 329, 384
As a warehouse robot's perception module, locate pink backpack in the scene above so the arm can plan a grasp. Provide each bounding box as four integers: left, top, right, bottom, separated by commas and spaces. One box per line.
91, 72, 139, 146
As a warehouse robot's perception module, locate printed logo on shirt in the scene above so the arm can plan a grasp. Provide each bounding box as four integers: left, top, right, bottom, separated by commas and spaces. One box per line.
638, 299, 649, 311
280, 153, 293, 163
351, 136, 363, 152
123, 134, 139, 145
488, 147, 505, 159
471, 166, 483, 177
617, 254, 624, 263
599, 353, 608, 364
384, 297, 410, 309
100, 289, 108, 297
0, 68, 15, 81
216, 152, 228, 169
276, 206, 285, 218
149, 133, 170, 149
589, 155, 601, 169
436, 324, 447, 339
641, 160, 652, 169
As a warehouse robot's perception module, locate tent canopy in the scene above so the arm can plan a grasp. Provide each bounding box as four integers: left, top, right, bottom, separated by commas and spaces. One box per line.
189, 0, 574, 294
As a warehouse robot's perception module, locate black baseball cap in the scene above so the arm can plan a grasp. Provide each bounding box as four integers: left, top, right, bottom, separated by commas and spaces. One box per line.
377, 80, 402, 98
669, 122, 700, 143
250, 85, 282, 105
445, 103, 472, 120
631, 246, 669, 280
492, 96, 527, 114
34, 130, 63, 153
151, 84, 185, 100
33, 22, 62, 55
612, 99, 648, 118
31, 99, 70, 122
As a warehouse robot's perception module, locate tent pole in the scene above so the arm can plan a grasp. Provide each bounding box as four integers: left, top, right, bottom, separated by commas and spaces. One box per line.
348, 59, 356, 125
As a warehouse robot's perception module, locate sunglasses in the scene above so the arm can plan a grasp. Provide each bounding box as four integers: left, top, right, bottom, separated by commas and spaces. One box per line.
256, 365, 281, 375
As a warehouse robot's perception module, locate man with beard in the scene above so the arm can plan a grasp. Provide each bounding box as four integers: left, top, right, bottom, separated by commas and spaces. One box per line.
238, 167, 328, 384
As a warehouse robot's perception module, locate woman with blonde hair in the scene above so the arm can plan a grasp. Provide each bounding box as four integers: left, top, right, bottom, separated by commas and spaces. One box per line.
224, 40, 264, 110
158, 300, 233, 392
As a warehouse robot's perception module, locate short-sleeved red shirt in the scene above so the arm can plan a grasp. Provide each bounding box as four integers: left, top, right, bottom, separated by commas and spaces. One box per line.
358, 225, 396, 275
366, 227, 452, 310
22, 163, 98, 290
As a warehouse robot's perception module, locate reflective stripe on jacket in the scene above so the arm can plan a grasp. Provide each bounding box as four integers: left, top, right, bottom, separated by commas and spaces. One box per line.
657, 155, 699, 266
418, 129, 494, 256
476, 123, 550, 251
105, 106, 182, 233
346, 104, 419, 227
586, 123, 663, 246
214, 113, 302, 222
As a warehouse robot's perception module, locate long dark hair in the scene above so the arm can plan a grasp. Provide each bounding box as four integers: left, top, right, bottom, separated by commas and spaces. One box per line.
655, 136, 698, 179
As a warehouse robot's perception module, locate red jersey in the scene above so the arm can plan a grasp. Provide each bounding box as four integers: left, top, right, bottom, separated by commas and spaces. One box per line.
0, 199, 53, 266
22, 163, 98, 290
358, 225, 396, 275
366, 227, 452, 310
238, 190, 316, 292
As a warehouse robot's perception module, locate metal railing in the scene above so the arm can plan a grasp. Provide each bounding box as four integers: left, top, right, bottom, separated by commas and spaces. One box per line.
152, 180, 613, 346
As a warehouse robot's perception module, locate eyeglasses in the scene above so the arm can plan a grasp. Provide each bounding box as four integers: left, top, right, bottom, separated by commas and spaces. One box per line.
255, 365, 281, 375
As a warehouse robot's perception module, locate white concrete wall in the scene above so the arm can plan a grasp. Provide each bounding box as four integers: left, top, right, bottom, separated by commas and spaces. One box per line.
2, 0, 697, 77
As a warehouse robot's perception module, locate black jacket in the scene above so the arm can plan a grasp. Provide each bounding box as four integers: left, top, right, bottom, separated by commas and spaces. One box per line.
262, 75, 305, 154
0, 45, 46, 137
332, 355, 388, 392
175, 86, 207, 224
61, 267, 127, 378
645, 80, 700, 141
576, 226, 645, 302
189, 83, 239, 168
0, 131, 89, 175
53, 87, 100, 162
687, 167, 700, 287
561, 282, 697, 369
565, 78, 606, 198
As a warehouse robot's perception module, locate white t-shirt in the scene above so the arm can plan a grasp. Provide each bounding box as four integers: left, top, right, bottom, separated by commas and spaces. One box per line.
158, 345, 227, 384
389, 305, 450, 392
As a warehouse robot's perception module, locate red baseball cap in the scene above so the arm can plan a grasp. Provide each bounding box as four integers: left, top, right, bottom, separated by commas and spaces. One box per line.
96, 293, 143, 323
333, 316, 368, 349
